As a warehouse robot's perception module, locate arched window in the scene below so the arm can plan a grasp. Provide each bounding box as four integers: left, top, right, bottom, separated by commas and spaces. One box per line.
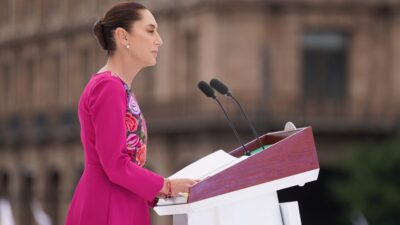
45, 170, 60, 225
19, 170, 34, 225
0, 170, 10, 197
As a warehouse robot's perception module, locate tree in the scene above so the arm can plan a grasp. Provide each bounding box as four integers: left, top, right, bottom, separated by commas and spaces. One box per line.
331, 137, 400, 225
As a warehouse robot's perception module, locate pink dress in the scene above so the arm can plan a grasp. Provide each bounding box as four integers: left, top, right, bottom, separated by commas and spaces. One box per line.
65, 71, 164, 225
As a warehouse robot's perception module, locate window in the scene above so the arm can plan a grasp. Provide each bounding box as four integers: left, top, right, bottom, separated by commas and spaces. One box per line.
44, 53, 62, 108
0, 170, 10, 197
57, 110, 78, 141
21, 59, 35, 111
19, 171, 35, 225
7, 115, 23, 144
185, 31, 198, 96
33, 113, 50, 144
49, 54, 65, 105
1, 64, 11, 115
54, 55, 62, 102
0, 0, 10, 27
27, 61, 34, 110
302, 31, 347, 111
45, 170, 60, 225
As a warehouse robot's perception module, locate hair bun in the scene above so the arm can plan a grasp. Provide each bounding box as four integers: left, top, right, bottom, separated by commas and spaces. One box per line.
93, 19, 108, 50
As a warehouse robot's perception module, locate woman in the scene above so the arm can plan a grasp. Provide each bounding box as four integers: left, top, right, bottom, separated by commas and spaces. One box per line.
65, 2, 197, 225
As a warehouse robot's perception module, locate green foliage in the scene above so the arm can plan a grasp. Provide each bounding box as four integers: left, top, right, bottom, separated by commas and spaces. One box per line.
331, 137, 400, 225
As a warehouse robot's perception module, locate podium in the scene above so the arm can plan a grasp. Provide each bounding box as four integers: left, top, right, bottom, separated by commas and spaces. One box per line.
154, 123, 320, 225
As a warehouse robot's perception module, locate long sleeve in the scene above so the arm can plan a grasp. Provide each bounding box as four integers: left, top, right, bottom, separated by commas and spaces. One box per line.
88, 78, 164, 202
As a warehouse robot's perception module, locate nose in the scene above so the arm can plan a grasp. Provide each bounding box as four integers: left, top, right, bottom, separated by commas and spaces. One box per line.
155, 31, 163, 46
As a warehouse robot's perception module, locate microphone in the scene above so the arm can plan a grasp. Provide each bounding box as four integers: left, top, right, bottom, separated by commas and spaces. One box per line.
210, 78, 265, 151
197, 81, 250, 155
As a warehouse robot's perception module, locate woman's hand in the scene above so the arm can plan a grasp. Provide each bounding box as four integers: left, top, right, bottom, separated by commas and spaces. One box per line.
159, 178, 200, 198
170, 178, 199, 196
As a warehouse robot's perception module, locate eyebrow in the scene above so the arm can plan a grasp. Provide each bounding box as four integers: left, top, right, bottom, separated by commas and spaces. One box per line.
146, 24, 158, 29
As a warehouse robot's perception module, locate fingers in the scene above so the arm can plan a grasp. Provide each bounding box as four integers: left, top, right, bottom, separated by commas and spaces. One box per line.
165, 178, 203, 197
181, 179, 199, 190
193, 179, 201, 184
180, 181, 193, 193
188, 179, 198, 186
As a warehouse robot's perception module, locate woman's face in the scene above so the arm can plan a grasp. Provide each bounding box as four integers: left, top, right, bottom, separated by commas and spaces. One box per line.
125, 9, 163, 67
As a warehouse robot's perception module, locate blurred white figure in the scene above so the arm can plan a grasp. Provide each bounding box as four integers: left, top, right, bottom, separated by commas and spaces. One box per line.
351, 211, 369, 225
0, 198, 16, 225
31, 200, 52, 225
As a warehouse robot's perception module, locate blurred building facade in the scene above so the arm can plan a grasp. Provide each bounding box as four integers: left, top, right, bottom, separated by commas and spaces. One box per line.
0, 0, 399, 225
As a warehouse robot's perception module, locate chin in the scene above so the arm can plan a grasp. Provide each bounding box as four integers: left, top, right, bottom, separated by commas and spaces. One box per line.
149, 59, 157, 66
143, 60, 157, 68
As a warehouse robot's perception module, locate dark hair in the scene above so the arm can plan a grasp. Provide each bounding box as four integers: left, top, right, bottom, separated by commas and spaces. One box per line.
93, 2, 147, 56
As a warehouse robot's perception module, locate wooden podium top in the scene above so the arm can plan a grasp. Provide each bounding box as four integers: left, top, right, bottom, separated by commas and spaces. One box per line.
188, 127, 319, 203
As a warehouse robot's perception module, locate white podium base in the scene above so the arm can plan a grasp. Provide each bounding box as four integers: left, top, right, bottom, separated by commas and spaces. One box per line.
280, 202, 302, 225
157, 169, 318, 225
173, 192, 283, 225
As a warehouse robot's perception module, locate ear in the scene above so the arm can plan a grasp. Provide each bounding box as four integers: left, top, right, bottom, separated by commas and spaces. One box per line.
114, 27, 129, 46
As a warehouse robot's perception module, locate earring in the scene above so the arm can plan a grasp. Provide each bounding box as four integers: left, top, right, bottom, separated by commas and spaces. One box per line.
126, 44, 130, 49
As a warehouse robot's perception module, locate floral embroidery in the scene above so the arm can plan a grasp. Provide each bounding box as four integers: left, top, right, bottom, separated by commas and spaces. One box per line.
126, 133, 140, 151
125, 112, 138, 132
120, 81, 148, 167
136, 145, 147, 166
128, 95, 141, 115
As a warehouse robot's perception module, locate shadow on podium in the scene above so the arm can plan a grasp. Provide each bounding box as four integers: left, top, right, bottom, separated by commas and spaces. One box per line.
278, 167, 350, 225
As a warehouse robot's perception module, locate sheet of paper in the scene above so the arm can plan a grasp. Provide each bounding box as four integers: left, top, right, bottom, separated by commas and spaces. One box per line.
169, 150, 240, 180
156, 193, 188, 206
157, 150, 249, 206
